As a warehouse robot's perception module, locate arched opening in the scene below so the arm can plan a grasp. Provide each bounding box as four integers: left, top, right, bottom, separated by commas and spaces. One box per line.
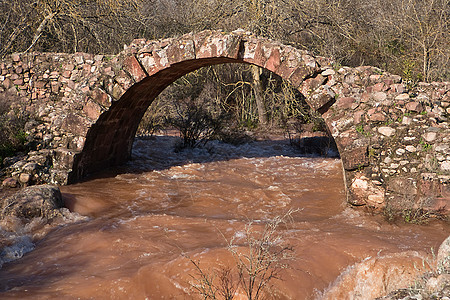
69, 58, 337, 183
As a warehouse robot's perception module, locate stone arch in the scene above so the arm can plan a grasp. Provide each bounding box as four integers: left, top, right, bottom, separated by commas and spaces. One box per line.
69, 30, 337, 182
3, 30, 447, 212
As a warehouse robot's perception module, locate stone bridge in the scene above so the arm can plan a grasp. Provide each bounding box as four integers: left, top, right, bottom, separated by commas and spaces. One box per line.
1, 30, 449, 214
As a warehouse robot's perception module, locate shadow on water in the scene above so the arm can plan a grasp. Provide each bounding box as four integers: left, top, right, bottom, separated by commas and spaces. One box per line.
80, 134, 340, 183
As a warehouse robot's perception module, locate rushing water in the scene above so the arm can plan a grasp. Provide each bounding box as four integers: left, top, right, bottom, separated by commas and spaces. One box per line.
0, 135, 448, 299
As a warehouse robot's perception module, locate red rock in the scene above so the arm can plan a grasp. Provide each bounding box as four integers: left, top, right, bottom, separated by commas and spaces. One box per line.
354, 110, 365, 123
2, 178, 18, 188
370, 113, 386, 122
64, 64, 74, 71
405, 101, 423, 112
11, 53, 20, 62
372, 82, 388, 92
337, 97, 356, 109
123, 55, 147, 82
341, 146, 369, 171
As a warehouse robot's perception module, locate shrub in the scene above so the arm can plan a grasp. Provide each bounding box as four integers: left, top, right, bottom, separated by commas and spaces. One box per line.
167, 97, 230, 150
0, 92, 28, 167
187, 210, 297, 299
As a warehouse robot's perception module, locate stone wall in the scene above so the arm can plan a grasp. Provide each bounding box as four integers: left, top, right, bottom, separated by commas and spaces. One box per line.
0, 30, 448, 215
315, 67, 450, 213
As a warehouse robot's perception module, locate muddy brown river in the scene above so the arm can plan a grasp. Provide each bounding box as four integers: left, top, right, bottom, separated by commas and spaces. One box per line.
0, 135, 448, 299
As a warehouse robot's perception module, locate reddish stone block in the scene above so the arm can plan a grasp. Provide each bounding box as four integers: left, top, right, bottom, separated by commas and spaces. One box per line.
341, 146, 369, 170
2, 77, 11, 89
369, 113, 386, 122
354, 110, 365, 124
291, 66, 314, 88
336, 97, 356, 109
123, 55, 147, 83
83, 100, 103, 120
387, 177, 418, 196
405, 101, 423, 112
308, 85, 336, 111
166, 39, 195, 65
264, 48, 281, 73
11, 53, 20, 62
372, 82, 388, 92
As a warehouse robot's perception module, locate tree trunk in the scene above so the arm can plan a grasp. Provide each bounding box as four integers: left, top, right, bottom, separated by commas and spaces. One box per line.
251, 65, 267, 125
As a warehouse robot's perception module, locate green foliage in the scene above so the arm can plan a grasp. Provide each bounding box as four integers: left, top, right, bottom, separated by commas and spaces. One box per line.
0, 92, 28, 167
419, 139, 432, 151
356, 124, 371, 137
402, 209, 431, 225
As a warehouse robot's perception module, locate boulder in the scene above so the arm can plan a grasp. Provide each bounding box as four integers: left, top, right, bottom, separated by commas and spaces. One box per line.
0, 185, 64, 219
437, 235, 450, 273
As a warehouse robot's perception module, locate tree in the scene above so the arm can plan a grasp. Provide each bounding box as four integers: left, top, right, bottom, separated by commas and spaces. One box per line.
0, 0, 144, 57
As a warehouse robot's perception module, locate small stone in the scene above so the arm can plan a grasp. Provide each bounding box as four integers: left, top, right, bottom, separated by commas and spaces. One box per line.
406, 145, 416, 152
19, 173, 31, 184
402, 116, 412, 125
390, 163, 399, 168
321, 69, 335, 76
441, 161, 450, 171
396, 148, 405, 155
368, 194, 384, 204
11, 53, 20, 62
423, 132, 437, 142
411, 168, 417, 172
395, 93, 409, 101
384, 157, 392, 164
370, 113, 386, 122
406, 101, 423, 112
435, 144, 449, 152
372, 92, 387, 101
74, 56, 84, 64
378, 127, 396, 137
400, 160, 408, 165
437, 154, 445, 161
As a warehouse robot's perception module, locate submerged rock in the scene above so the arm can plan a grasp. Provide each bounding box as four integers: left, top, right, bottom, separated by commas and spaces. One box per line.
0, 185, 64, 220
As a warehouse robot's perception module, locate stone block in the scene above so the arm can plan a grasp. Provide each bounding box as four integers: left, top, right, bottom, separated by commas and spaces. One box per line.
405, 101, 423, 112
387, 177, 417, 195
166, 38, 196, 64
123, 55, 147, 82
308, 85, 336, 112
341, 146, 369, 170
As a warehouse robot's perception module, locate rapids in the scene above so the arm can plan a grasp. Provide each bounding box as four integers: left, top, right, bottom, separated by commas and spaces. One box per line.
0, 135, 448, 299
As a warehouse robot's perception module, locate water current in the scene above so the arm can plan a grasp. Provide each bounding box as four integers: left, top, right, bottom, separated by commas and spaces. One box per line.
0, 135, 448, 299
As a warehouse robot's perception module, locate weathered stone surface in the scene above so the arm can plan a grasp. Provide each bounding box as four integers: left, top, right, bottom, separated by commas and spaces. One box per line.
378, 127, 396, 137
123, 55, 147, 82
423, 132, 437, 142
322, 252, 431, 299
2, 178, 18, 188
405, 101, 423, 112
0, 185, 64, 219
388, 177, 417, 195
341, 146, 369, 170
437, 235, 450, 272
350, 174, 385, 208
